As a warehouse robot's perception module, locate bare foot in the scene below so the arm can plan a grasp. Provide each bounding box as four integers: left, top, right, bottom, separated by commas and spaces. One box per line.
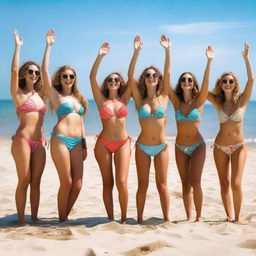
31, 217, 39, 223
137, 218, 143, 224
222, 216, 233, 222
18, 220, 28, 226
234, 219, 248, 225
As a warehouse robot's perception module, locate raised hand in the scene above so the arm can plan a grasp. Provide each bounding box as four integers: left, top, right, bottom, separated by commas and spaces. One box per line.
242, 42, 249, 58
14, 30, 23, 48
46, 29, 56, 46
99, 42, 110, 56
134, 35, 143, 51
160, 34, 171, 49
206, 45, 214, 60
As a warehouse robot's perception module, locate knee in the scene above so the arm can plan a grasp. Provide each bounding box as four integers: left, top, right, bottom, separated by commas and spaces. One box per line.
191, 181, 202, 191
231, 180, 241, 192
103, 181, 114, 192
156, 182, 168, 194
220, 179, 230, 193
17, 178, 30, 190
60, 178, 72, 190
72, 179, 83, 192
137, 181, 149, 194
182, 182, 192, 195
116, 179, 127, 192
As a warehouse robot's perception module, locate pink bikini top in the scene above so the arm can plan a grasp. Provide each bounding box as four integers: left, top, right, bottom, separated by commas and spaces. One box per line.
99, 103, 128, 120
16, 97, 46, 116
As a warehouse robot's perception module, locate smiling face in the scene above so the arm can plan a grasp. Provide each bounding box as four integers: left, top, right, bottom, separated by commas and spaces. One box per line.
180, 73, 194, 91
60, 69, 76, 89
106, 73, 121, 91
144, 68, 159, 88
24, 64, 40, 85
220, 74, 236, 92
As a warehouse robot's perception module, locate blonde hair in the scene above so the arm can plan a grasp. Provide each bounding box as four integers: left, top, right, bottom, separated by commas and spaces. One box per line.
49, 65, 88, 115
211, 72, 240, 104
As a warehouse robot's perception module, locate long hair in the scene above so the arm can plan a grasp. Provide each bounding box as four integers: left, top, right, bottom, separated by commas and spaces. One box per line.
18, 61, 46, 102
211, 72, 240, 104
101, 72, 127, 98
175, 72, 199, 102
138, 66, 163, 99
50, 65, 88, 115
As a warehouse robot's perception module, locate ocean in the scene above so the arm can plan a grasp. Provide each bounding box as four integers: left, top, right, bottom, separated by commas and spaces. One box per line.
1, 99, 256, 145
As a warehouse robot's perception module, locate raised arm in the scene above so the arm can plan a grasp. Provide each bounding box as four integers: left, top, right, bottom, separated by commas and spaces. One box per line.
127, 35, 143, 108
42, 29, 59, 106
195, 45, 214, 108
237, 43, 254, 107
89, 42, 110, 107
10, 30, 23, 101
160, 34, 171, 96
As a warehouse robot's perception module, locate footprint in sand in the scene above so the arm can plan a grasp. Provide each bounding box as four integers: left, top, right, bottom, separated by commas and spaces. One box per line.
126, 241, 173, 256
85, 248, 97, 256
238, 239, 256, 249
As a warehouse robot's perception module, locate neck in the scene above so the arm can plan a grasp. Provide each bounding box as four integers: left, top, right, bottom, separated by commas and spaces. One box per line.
224, 92, 233, 102
147, 87, 157, 100
183, 91, 192, 104
108, 90, 118, 100
62, 88, 72, 97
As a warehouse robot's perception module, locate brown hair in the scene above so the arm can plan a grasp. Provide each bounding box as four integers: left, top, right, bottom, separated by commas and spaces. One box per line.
50, 65, 88, 115
18, 61, 46, 102
211, 72, 240, 104
138, 66, 163, 99
175, 72, 199, 102
101, 72, 127, 98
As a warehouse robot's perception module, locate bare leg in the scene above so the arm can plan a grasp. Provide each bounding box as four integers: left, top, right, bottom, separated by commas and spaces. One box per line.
94, 140, 114, 220
51, 136, 72, 222
154, 145, 170, 221
190, 143, 206, 221
114, 140, 130, 222
66, 142, 84, 217
231, 144, 247, 224
135, 144, 151, 223
30, 145, 46, 222
11, 137, 31, 225
175, 146, 192, 221
213, 146, 233, 221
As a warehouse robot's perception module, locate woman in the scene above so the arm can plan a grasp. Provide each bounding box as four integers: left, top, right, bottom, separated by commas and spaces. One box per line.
169, 46, 214, 222
128, 35, 170, 223
208, 43, 254, 224
42, 30, 88, 222
90, 42, 131, 223
11, 30, 46, 225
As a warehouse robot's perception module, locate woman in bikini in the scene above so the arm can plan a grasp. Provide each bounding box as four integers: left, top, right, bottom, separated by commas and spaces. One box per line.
42, 30, 88, 222
169, 46, 214, 222
11, 30, 46, 225
90, 42, 131, 223
208, 43, 254, 224
128, 35, 170, 223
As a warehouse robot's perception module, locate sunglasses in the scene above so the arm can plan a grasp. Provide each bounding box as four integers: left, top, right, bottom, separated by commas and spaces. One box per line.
144, 73, 159, 78
180, 77, 193, 83
222, 79, 234, 84
27, 69, 40, 76
107, 77, 120, 83
61, 74, 75, 80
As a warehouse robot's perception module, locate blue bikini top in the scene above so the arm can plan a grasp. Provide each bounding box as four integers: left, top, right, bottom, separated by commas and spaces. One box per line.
175, 108, 200, 122
56, 101, 84, 117
138, 104, 165, 119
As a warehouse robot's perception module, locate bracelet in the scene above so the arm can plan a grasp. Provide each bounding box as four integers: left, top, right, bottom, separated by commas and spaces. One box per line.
82, 138, 87, 149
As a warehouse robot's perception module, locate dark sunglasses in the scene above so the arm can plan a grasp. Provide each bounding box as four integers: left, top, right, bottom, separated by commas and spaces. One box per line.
222, 79, 234, 84
61, 74, 75, 80
144, 73, 159, 78
180, 77, 193, 83
27, 69, 40, 76
107, 77, 120, 83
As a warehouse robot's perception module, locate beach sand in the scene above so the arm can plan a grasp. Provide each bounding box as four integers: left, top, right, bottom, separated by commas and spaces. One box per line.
1, 136, 256, 256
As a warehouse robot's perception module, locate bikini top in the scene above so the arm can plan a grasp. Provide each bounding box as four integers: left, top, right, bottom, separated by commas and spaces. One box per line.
56, 101, 84, 117
99, 103, 128, 120
218, 107, 245, 123
138, 104, 166, 119
175, 108, 201, 122
16, 97, 46, 116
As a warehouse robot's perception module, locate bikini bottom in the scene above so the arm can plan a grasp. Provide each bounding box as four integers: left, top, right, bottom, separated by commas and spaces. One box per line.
136, 141, 167, 157
214, 142, 244, 157
97, 137, 131, 153
175, 141, 204, 157
51, 132, 82, 151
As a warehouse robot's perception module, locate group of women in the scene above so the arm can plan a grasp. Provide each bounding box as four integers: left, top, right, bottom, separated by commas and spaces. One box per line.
11, 30, 254, 226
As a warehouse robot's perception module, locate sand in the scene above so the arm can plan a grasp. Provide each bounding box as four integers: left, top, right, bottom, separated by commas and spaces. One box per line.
1, 136, 256, 256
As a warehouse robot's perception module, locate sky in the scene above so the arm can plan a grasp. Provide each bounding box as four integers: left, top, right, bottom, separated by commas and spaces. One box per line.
0, 0, 256, 100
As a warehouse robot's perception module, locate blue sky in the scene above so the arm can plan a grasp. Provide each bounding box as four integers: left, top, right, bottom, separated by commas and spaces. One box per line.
0, 0, 256, 99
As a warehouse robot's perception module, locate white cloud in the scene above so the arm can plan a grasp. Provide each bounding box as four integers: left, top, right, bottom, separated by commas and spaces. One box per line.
159, 22, 250, 34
